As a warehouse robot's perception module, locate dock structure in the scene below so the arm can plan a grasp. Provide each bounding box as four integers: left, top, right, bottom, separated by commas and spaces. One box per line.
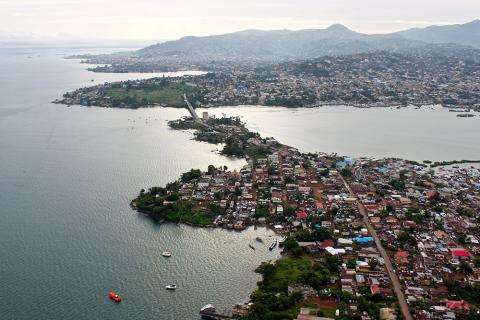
183, 93, 201, 122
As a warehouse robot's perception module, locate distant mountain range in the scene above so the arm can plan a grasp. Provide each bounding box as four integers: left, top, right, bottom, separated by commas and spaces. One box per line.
136, 20, 480, 60
396, 19, 480, 48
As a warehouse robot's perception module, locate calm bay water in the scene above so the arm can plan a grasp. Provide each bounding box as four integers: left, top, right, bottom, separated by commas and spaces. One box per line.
1, 46, 480, 320
0, 48, 279, 320
199, 105, 480, 162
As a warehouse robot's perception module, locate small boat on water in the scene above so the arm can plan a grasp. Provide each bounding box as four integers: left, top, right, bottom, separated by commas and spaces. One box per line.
165, 284, 177, 290
200, 304, 216, 319
162, 251, 172, 257
269, 239, 277, 251
249, 244, 255, 250
108, 291, 122, 303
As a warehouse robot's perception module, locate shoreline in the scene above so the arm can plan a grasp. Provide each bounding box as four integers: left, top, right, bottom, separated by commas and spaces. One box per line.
54, 99, 458, 111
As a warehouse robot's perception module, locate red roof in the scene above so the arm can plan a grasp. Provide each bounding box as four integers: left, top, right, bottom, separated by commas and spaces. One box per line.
370, 284, 380, 295
315, 201, 325, 209
452, 250, 469, 258
319, 239, 335, 248
296, 211, 308, 219
395, 251, 409, 258
447, 300, 471, 311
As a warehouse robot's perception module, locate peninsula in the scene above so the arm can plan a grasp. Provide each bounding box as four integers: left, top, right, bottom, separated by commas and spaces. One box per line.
131, 108, 480, 320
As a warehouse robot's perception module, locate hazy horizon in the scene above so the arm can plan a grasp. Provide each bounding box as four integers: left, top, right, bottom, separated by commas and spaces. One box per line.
1, 0, 479, 42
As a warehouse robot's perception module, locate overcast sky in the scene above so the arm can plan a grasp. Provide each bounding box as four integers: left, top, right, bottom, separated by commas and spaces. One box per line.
1, 0, 478, 41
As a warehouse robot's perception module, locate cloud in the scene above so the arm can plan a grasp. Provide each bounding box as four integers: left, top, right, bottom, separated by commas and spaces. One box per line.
0, 0, 478, 40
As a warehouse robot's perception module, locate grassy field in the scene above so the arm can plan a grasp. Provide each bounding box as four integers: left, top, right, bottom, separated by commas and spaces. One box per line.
107, 87, 186, 107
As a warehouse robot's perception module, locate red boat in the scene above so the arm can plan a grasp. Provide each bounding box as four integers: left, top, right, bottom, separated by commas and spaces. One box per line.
108, 291, 122, 303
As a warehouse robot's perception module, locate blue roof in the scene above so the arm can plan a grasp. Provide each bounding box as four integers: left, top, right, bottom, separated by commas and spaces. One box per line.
336, 157, 354, 169
378, 167, 390, 173
352, 237, 374, 243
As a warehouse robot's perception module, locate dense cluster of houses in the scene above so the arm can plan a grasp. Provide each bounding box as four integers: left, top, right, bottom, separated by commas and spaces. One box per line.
141, 117, 479, 319
345, 158, 480, 319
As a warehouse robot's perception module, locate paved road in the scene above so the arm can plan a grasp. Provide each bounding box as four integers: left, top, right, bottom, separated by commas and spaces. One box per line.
183, 93, 201, 121
340, 174, 413, 320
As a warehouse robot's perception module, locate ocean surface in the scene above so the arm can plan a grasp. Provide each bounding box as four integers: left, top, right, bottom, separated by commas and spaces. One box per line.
1, 46, 480, 320
0, 47, 279, 320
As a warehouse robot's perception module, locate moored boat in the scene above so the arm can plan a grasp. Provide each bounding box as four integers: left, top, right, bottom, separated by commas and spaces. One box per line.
200, 304, 216, 319
269, 239, 277, 251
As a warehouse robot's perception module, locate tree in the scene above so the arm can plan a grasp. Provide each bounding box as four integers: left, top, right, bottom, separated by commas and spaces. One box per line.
460, 261, 473, 275
347, 259, 356, 269
283, 236, 299, 251
341, 168, 353, 178
207, 165, 216, 175
181, 169, 201, 182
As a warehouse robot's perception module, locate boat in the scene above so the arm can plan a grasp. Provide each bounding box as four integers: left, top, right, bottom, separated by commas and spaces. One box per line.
200, 304, 215, 313
269, 239, 277, 251
162, 251, 172, 257
249, 244, 255, 250
108, 291, 122, 303
165, 284, 177, 290
255, 237, 263, 243
200, 304, 216, 319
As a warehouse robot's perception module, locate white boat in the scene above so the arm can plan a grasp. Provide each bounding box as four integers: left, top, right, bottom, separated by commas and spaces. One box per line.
200, 304, 215, 313
165, 284, 177, 290
269, 239, 277, 251
162, 251, 172, 257
200, 304, 216, 318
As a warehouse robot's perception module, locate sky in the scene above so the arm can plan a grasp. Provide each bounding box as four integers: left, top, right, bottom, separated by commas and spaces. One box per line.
0, 0, 479, 42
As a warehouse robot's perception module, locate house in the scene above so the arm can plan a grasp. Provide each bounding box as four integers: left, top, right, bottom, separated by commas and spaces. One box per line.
451, 249, 469, 259
288, 284, 316, 297
394, 251, 409, 264
370, 284, 381, 295
321, 221, 332, 228
446, 300, 472, 311
297, 211, 308, 219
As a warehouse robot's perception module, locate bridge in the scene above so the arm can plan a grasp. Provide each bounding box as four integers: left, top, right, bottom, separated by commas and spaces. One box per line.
183, 93, 201, 121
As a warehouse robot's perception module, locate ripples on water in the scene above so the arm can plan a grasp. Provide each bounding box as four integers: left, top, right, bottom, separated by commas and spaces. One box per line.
0, 47, 279, 320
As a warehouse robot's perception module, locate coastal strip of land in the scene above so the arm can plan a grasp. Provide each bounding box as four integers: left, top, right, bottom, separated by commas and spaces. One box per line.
57, 50, 480, 109
128, 100, 480, 319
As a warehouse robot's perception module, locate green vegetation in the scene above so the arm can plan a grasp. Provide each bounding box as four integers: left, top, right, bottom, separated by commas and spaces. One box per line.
340, 168, 353, 178
242, 256, 334, 320
132, 169, 221, 226
108, 87, 186, 107
447, 282, 480, 308
168, 118, 205, 130
221, 131, 273, 159
181, 169, 202, 182
430, 159, 480, 168
294, 228, 333, 242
